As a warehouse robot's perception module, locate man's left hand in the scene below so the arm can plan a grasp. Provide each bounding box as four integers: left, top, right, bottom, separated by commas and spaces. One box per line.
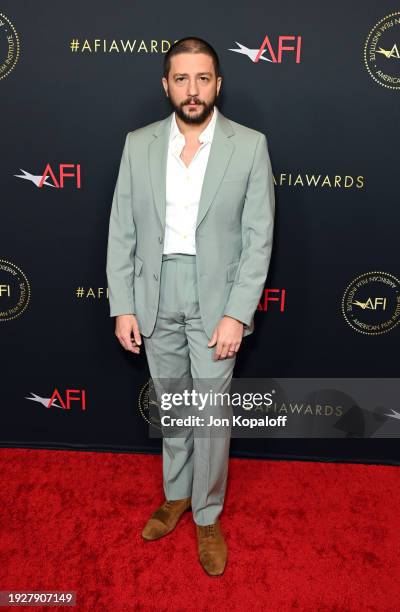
208, 316, 244, 360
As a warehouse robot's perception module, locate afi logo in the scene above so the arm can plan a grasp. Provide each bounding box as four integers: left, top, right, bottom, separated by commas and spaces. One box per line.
352, 297, 387, 310
15, 164, 82, 188
229, 37, 302, 63
49, 389, 86, 410
258, 289, 286, 312
26, 390, 87, 410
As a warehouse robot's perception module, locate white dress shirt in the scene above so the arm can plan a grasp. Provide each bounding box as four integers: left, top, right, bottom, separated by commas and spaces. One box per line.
163, 105, 218, 254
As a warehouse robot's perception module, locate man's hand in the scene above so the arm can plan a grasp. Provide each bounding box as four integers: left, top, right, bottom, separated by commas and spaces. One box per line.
115, 314, 142, 354
207, 316, 244, 360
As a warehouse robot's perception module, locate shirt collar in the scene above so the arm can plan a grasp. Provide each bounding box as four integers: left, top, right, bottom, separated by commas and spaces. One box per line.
170, 105, 218, 145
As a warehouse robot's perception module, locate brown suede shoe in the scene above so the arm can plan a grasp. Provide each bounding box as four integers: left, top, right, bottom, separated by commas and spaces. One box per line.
196, 520, 227, 576
141, 497, 191, 541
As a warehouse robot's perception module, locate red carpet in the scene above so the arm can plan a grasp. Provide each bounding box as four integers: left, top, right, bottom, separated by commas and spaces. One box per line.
0, 448, 399, 611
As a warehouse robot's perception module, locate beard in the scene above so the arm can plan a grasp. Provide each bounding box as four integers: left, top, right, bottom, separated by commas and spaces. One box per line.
168, 91, 218, 125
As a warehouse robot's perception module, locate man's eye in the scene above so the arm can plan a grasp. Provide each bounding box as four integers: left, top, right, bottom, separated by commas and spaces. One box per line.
176, 77, 185, 82
200, 77, 209, 81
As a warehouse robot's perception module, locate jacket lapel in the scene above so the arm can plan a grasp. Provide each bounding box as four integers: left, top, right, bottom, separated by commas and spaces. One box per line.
148, 107, 235, 231
196, 109, 235, 228
148, 113, 171, 231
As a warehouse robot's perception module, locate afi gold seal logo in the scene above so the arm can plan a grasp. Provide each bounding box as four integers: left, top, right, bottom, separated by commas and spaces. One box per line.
342, 271, 400, 335
364, 11, 400, 90
0, 259, 30, 321
138, 378, 161, 430
0, 13, 20, 81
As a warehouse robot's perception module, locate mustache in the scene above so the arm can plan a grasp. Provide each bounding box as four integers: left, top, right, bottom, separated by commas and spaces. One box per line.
182, 99, 204, 105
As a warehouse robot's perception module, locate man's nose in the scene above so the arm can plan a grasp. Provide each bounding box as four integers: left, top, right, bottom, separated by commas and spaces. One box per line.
187, 78, 199, 97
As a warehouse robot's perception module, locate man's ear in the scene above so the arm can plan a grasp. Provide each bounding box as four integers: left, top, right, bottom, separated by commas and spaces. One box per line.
162, 76, 169, 97
216, 76, 222, 96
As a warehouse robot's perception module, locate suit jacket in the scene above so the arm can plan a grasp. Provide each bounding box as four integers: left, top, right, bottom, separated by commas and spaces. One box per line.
106, 108, 275, 339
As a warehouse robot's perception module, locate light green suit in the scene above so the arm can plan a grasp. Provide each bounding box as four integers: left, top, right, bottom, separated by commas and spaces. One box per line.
106, 107, 275, 525
106, 107, 275, 339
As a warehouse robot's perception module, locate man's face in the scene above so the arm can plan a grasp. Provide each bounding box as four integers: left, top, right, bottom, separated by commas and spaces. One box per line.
162, 52, 222, 125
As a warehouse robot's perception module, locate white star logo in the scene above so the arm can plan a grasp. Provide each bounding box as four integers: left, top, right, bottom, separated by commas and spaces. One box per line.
25, 392, 63, 409
228, 41, 272, 63
385, 408, 400, 420
14, 169, 55, 187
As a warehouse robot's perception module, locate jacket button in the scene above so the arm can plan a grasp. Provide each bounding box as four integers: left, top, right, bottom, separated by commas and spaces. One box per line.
158, 236, 163, 243
153, 273, 158, 281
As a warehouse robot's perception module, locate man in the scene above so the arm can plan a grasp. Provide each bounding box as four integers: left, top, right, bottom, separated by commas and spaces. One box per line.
106, 36, 275, 576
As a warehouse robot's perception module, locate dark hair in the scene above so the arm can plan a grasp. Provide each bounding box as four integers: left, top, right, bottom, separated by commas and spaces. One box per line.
163, 36, 220, 78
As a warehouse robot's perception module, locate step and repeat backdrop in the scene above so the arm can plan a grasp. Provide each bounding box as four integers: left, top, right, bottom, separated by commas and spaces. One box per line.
1, 1, 399, 463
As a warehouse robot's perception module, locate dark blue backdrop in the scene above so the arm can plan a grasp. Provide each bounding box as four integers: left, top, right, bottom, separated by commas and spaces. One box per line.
1, 1, 399, 463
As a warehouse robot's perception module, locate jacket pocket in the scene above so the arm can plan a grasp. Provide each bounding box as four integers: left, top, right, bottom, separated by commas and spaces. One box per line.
134, 254, 144, 277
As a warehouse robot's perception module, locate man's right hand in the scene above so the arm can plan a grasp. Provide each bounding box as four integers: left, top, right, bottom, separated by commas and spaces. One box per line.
115, 314, 142, 354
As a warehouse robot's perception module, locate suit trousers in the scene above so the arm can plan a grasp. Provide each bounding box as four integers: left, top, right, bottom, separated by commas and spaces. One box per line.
142, 253, 237, 526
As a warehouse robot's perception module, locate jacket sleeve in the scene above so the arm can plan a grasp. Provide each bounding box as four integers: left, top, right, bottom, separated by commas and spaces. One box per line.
223, 133, 275, 326
106, 132, 137, 317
